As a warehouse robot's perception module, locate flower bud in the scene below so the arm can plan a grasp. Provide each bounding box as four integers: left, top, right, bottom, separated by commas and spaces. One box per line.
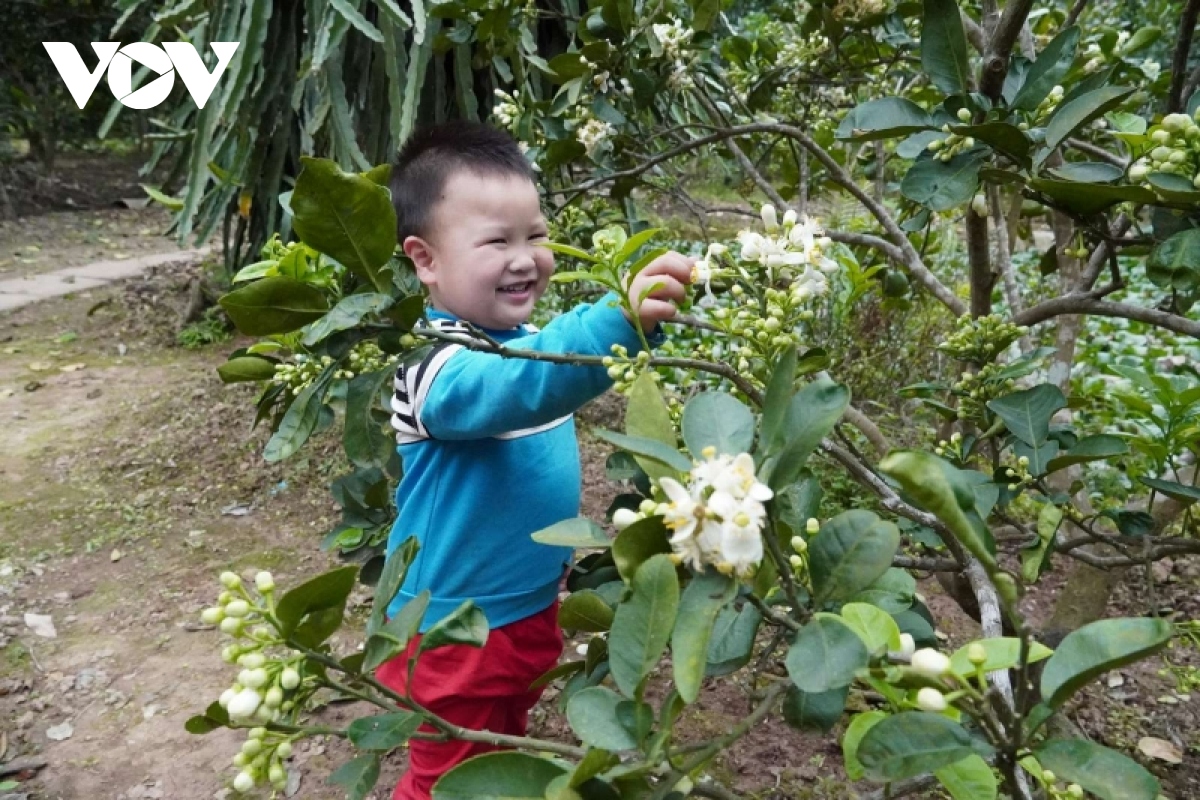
219, 688, 236, 708
224, 600, 250, 619
806, 518, 820, 535
201, 607, 224, 625
612, 508, 640, 530
790, 536, 807, 553
241, 738, 263, 756
222, 645, 241, 664
968, 642, 988, 665
241, 668, 269, 689
239, 652, 266, 670
232, 752, 247, 767
1042, 770, 1056, 784
233, 771, 255, 792
1066, 784, 1084, 798
1152, 128, 1173, 144
971, 194, 987, 217
249, 727, 266, 739
220, 617, 244, 636
220, 571, 242, 589
890, 633, 916, 661
789, 554, 803, 568
782, 209, 798, 228
639, 499, 658, 514
227, 688, 263, 719
253, 704, 277, 723
1163, 113, 1192, 133
956, 108, 971, 122
218, 591, 233, 605
269, 764, 286, 785
910, 648, 951, 678
276, 741, 294, 759
255, 571, 275, 593
916, 686, 948, 712
264, 686, 284, 708
761, 203, 779, 232
1152, 145, 1173, 162
280, 667, 301, 690
607, 366, 623, 380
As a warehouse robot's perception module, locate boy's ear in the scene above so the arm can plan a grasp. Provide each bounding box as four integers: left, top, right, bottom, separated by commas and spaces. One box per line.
403, 235, 437, 286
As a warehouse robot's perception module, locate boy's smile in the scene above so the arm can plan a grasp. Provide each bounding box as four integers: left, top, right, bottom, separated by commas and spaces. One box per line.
404, 171, 554, 331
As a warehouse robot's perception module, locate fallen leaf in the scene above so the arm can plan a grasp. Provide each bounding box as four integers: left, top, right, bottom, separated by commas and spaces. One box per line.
221, 503, 252, 517
24, 612, 57, 638
0, 389, 13, 399
27, 362, 52, 371
60, 363, 86, 372
45, 721, 73, 741
1138, 736, 1183, 764
110, 549, 122, 562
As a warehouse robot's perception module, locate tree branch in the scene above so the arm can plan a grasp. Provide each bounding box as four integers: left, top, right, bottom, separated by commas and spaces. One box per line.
978, 0, 1037, 100
1014, 295, 1200, 338
1168, 0, 1200, 112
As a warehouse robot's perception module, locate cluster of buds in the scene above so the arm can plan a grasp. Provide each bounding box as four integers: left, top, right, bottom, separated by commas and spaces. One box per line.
999, 456, 1034, 488
953, 363, 1018, 421
590, 225, 627, 262
202, 571, 305, 794
651, 19, 692, 61
938, 313, 1028, 364
618, 450, 774, 578
334, 341, 389, 381
491, 89, 522, 133
926, 114, 977, 162
786, 518, 821, 574
831, 0, 885, 21
1129, 111, 1200, 188
603, 345, 653, 393
576, 115, 616, 157
909, 648, 953, 712
933, 431, 966, 462
736, 204, 839, 297
763, 22, 829, 68
1026, 84, 1065, 127
258, 234, 290, 262
272, 353, 332, 396
1040, 772, 1086, 799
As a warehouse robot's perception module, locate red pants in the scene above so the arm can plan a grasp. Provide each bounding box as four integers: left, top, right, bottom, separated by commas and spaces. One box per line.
375, 602, 564, 800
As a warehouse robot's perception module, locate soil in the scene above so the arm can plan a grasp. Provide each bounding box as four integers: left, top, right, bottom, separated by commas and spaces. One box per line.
0, 158, 1197, 800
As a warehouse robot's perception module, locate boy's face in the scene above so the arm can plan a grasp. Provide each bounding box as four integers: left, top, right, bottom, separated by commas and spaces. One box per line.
404, 170, 554, 331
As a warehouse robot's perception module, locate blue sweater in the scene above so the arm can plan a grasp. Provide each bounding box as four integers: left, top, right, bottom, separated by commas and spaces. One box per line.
386, 291, 663, 630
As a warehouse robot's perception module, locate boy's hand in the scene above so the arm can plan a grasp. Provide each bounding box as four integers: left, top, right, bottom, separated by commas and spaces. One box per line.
621, 251, 695, 331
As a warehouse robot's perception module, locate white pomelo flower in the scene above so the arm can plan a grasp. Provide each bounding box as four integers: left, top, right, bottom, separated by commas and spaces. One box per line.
227, 688, 262, 720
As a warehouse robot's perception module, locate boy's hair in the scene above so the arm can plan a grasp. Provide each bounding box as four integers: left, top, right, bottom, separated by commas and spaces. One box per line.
389, 121, 536, 241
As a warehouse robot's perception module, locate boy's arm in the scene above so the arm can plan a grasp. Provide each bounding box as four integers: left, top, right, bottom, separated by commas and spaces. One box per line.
413, 291, 665, 440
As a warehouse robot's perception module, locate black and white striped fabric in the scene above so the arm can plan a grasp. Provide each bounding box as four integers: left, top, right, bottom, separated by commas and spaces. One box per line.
390, 317, 568, 444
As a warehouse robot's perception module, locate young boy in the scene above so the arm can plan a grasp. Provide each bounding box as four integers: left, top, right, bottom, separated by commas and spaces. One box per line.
376, 121, 693, 800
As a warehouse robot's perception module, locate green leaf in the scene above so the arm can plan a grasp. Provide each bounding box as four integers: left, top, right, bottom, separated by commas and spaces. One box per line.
418, 600, 489, 654
543, 242, 600, 263
344, 368, 396, 471
858, 712, 994, 781
217, 355, 277, 383
843, 710, 887, 780
613, 227, 662, 266
949, 637, 1053, 677
879, 452, 997, 572
681, 393, 755, 459
760, 345, 798, 454
770, 378, 851, 489
921, 0, 971, 94
1012, 26, 1080, 111
369, 537, 418, 637
531, 518, 612, 548
950, 122, 1031, 166
560, 590, 615, 633
1045, 435, 1128, 473
277, 566, 358, 644
264, 370, 329, 463
839, 602, 903, 654
782, 685, 849, 733
302, 293, 394, 346
1034, 739, 1160, 800
671, 570, 737, 702
566, 686, 639, 751
626, 373, 678, 481
609, 554, 680, 697
808, 510, 901, 605
836, 97, 935, 141
328, 754, 381, 800
612, 517, 672, 583
141, 183, 184, 210
348, 711, 423, 750
1014, 439, 1061, 477
331, 0, 384, 41
1148, 171, 1200, 203
935, 754, 998, 800
1040, 617, 1173, 707
1140, 477, 1200, 505
593, 429, 692, 474
902, 151, 986, 212
363, 590, 429, 670
1122, 25, 1162, 54
219, 277, 330, 336
1028, 178, 1156, 215
786, 613, 870, 693
1049, 162, 1123, 183
986, 384, 1067, 447
849, 568, 917, 614
292, 157, 397, 292
1147, 229, 1200, 292
1022, 504, 1062, 583
706, 602, 762, 677
433, 752, 567, 800
1044, 86, 1134, 153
